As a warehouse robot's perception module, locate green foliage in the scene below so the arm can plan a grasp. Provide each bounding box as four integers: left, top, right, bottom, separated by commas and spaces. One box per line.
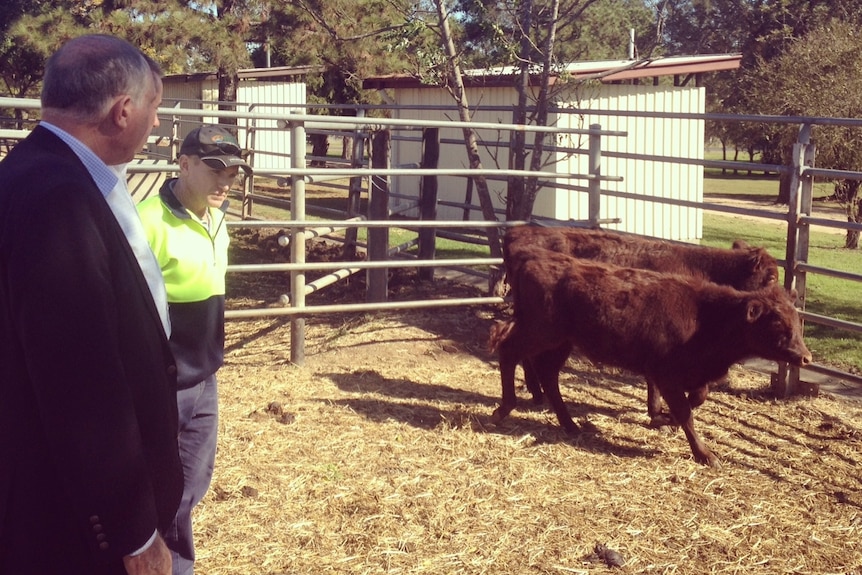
661, 0, 862, 171
571, 0, 655, 60
0, 2, 64, 98
454, 0, 656, 68
658, 0, 750, 55
260, 0, 420, 109
2, 0, 255, 99
747, 19, 862, 172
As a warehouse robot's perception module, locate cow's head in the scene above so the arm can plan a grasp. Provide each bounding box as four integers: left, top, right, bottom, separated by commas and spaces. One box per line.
744, 285, 812, 367
733, 241, 780, 289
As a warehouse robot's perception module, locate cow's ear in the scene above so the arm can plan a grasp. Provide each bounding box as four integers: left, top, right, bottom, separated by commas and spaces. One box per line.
732, 239, 750, 250
746, 300, 764, 322
747, 248, 767, 271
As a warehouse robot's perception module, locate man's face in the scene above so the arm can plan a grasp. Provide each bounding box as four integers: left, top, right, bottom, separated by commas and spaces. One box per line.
179, 155, 240, 213
104, 72, 163, 165
123, 73, 162, 162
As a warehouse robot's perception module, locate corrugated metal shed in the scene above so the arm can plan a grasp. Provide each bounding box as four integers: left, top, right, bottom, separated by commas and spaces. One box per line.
364, 54, 741, 241
155, 66, 311, 171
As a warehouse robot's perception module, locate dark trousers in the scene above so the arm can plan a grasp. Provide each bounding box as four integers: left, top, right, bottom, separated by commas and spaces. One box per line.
165, 375, 218, 575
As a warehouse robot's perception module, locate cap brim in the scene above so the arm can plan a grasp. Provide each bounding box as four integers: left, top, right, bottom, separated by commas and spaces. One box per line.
201, 156, 253, 174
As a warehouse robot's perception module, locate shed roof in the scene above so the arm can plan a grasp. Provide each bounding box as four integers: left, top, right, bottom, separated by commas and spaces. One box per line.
363, 53, 741, 90
163, 65, 316, 84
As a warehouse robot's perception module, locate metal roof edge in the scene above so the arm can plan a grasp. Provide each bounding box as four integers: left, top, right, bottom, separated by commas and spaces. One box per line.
163, 65, 318, 83
362, 54, 742, 90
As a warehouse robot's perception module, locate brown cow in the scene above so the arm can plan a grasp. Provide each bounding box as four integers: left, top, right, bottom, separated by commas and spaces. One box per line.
503, 225, 779, 293
502, 225, 780, 425
488, 248, 811, 467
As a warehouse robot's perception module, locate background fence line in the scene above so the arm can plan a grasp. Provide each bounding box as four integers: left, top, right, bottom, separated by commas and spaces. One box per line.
3, 96, 861, 396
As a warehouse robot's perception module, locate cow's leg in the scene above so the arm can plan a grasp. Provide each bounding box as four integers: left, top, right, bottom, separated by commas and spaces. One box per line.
646, 378, 675, 428
532, 344, 578, 433
522, 357, 544, 404
657, 384, 720, 468
491, 336, 523, 424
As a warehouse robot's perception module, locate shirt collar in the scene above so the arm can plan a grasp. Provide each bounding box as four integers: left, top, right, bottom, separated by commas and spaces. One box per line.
39, 121, 119, 198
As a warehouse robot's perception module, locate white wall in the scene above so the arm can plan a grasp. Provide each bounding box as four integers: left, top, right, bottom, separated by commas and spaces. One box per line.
384, 81, 705, 241
387, 85, 523, 222
159, 78, 307, 173
556, 83, 705, 241
234, 81, 306, 173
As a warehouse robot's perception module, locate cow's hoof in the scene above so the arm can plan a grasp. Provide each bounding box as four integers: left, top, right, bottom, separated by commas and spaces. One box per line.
648, 413, 677, 428
694, 451, 722, 469
490, 406, 511, 425
560, 421, 581, 435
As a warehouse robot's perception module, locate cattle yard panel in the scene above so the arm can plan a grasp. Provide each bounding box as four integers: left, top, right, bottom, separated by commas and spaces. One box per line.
1, 96, 861, 395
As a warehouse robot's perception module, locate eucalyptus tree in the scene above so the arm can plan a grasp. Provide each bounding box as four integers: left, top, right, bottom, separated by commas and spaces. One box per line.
748, 19, 862, 248
448, 0, 655, 222
657, 0, 862, 199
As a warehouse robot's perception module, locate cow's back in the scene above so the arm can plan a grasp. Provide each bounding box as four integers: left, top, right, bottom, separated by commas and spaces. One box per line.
503, 225, 778, 290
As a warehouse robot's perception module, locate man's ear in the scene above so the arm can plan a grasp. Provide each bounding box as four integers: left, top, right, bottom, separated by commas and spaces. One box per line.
110, 95, 133, 128
177, 154, 192, 174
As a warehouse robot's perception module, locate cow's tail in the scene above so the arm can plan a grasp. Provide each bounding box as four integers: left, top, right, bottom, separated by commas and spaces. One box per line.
488, 319, 517, 354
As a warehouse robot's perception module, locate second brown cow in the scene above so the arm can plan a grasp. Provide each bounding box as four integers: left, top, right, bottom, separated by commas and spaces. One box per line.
489, 248, 811, 467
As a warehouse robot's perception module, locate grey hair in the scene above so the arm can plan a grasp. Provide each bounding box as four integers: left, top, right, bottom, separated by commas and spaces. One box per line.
41, 34, 162, 123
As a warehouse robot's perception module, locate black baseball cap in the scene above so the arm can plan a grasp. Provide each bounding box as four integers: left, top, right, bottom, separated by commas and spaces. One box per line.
180, 125, 252, 173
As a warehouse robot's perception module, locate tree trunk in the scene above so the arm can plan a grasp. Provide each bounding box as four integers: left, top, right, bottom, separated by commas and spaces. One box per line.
218, 68, 239, 128
342, 135, 354, 161
435, 0, 502, 293
506, 0, 533, 222
777, 170, 791, 205
841, 180, 861, 249
520, 0, 559, 222
310, 134, 329, 167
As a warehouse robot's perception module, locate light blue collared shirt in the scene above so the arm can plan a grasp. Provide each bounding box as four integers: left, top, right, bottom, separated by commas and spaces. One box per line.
39, 122, 170, 337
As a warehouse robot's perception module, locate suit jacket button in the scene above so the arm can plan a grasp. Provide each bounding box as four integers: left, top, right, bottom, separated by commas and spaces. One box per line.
99, 542, 110, 551
167, 364, 177, 376
89, 515, 100, 524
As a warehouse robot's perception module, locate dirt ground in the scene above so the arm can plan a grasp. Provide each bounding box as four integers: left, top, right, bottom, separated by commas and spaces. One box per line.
190, 230, 862, 575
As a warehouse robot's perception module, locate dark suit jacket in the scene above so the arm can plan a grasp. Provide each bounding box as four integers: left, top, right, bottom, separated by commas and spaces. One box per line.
0, 126, 183, 574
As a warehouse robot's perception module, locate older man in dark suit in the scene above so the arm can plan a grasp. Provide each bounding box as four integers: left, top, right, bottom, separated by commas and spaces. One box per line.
0, 35, 183, 575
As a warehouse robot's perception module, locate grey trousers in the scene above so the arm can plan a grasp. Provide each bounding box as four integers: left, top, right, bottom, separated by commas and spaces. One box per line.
165, 374, 218, 575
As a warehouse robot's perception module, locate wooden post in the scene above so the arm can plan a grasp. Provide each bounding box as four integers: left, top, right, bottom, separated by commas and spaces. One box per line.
367, 130, 390, 302
243, 120, 256, 222
588, 123, 602, 228
773, 126, 813, 397
344, 110, 365, 260
462, 177, 474, 221
418, 128, 439, 281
